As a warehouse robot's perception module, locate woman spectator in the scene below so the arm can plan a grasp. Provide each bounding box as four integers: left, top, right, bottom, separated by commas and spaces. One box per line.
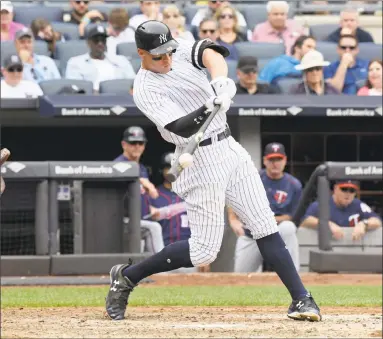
0, 1, 25, 41
106, 8, 135, 57
31, 19, 69, 58
214, 5, 246, 61
357, 59, 382, 96
162, 5, 194, 41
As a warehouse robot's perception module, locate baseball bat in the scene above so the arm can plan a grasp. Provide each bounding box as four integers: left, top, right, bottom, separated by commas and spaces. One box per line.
166, 103, 221, 183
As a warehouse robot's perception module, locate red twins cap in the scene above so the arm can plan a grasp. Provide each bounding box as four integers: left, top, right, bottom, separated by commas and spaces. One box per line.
264, 142, 286, 159
336, 180, 359, 190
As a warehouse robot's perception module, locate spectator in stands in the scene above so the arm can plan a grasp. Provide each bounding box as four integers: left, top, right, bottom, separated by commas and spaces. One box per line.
162, 5, 194, 41
198, 18, 219, 42
14, 28, 61, 83
114, 126, 164, 254
251, 1, 306, 56
63, 0, 107, 38
1, 54, 43, 98
129, 1, 162, 30
31, 18, 70, 58
106, 8, 135, 57
214, 5, 245, 61
191, 1, 247, 31
229, 142, 301, 272
0, 1, 25, 42
258, 35, 316, 85
290, 50, 340, 95
65, 25, 136, 92
357, 59, 382, 96
300, 180, 382, 241
235, 56, 278, 94
324, 34, 369, 95
326, 8, 374, 43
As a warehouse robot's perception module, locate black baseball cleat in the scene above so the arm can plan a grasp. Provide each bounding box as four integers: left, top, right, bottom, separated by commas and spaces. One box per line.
287, 292, 322, 322
105, 261, 136, 320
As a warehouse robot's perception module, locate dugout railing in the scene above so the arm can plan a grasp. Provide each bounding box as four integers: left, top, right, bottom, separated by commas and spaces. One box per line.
293, 161, 383, 273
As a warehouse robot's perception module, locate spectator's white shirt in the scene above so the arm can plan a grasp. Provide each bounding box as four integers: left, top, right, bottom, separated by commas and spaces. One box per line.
129, 13, 163, 30
1, 79, 43, 98
92, 59, 119, 90
107, 27, 136, 57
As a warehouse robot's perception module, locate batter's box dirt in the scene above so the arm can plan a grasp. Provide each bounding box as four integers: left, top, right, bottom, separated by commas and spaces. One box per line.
2, 306, 382, 338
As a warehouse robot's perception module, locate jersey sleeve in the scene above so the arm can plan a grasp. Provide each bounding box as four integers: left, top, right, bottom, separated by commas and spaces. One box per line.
302, 201, 319, 221
290, 182, 303, 216
359, 201, 381, 221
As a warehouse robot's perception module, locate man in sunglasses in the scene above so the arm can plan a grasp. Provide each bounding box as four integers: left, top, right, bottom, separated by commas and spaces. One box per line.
324, 34, 369, 95
290, 50, 339, 95
300, 180, 382, 241
65, 25, 136, 92
1, 54, 43, 98
114, 126, 164, 254
198, 18, 219, 42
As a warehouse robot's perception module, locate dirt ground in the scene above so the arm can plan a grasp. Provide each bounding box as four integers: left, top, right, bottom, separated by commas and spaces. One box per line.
2, 273, 382, 339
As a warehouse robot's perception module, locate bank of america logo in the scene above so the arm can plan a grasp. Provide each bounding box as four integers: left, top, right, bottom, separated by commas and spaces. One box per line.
113, 163, 131, 173
7, 162, 26, 173
375, 107, 382, 116
111, 106, 126, 115
287, 106, 302, 116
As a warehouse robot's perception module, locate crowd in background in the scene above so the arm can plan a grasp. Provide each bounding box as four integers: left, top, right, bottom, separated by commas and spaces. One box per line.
0, 0, 382, 98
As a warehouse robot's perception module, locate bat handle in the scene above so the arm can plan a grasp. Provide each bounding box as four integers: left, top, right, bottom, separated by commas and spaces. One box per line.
166, 166, 179, 183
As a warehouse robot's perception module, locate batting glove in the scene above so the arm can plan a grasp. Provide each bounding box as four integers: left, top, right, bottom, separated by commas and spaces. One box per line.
205, 92, 231, 113
210, 76, 237, 99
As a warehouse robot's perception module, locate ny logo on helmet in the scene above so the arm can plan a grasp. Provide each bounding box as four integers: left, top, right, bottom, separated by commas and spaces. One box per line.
159, 34, 168, 44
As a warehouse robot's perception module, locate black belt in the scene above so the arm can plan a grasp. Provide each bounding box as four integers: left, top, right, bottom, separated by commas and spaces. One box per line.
199, 127, 231, 147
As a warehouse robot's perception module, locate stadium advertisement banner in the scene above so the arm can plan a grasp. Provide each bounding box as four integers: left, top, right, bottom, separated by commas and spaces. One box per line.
1, 162, 49, 179
326, 162, 383, 180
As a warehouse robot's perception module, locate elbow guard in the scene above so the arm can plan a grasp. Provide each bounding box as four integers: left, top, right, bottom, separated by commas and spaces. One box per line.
165, 105, 211, 138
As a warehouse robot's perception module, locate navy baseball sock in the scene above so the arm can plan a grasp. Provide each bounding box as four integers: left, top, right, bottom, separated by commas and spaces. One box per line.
122, 240, 194, 285
256, 232, 308, 300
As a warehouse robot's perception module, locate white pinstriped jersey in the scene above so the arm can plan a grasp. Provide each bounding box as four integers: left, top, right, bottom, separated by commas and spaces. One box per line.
133, 38, 227, 146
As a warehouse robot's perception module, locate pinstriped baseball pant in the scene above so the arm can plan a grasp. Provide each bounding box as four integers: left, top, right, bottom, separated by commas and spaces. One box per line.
172, 136, 279, 267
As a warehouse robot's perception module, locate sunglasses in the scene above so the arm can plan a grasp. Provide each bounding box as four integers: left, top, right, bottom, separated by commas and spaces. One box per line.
128, 141, 145, 146
220, 14, 234, 19
306, 66, 322, 72
339, 45, 356, 50
340, 187, 356, 193
151, 49, 176, 61
75, 0, 89, 4
201, 29, 216, 34
7, 66, 23, 72
164, 14, 179, 19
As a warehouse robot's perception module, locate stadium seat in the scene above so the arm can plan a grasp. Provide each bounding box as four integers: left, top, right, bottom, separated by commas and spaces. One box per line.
54, 40, 88, 75
51, 22, 80, 40
13, 5, 63, 26
275, 77, 303, 94
227, 60, 238, 81
130, 58, 142, 74
1, 40, 50, 67
309, 24, 339, 41
39, 79, 94, 95
99, 79, 135, 95
88, 3, 141, 17
315, 42, 339, 63
257, 58, 271, 73
358, 43, 383, 61
183, 4, 205, 26
234, 42, 285, 60
116, 42, 139, 60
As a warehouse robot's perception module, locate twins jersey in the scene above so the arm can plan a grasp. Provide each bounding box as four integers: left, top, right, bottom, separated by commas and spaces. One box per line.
133, 38, 227, 147
150, 185, 190, 246
114, 154, 151, 218
303, 197, 381, 227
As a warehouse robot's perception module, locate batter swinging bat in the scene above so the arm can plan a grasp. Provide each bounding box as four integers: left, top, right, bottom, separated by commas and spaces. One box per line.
166, 103, 221, 183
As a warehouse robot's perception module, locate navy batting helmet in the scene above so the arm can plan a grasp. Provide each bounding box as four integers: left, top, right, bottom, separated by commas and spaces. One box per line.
161, 152, 174, 169
135, 20, 179, 55
122, 126, 147, 143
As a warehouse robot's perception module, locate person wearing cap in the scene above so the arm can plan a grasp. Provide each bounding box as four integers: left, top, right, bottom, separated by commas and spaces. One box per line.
65, 24, 136, 92
114, 127, 165, 254
236, 56, 278, 94
229, 142, 302, 272
0, 1, 25, 42
129, 1, 163, 30
14, 27, 61, 83
290, 50, 340, 95
1, 54, 43, 99
300, 180, 382, 241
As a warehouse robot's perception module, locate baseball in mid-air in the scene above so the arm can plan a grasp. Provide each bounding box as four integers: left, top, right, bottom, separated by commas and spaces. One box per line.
179, 153, 193, 168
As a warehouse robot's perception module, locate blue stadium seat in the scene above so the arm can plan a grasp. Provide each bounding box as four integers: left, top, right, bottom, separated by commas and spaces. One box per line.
257, 58, 272, 73
51, 22, 80, 40
39, 79, 94, 95
234, 42, 285, 59
309, 24, 339, 41
227, 60, 238, 81
54, 40, 88, 75
13, 5, 63, 26
1, 40, 50, 67
130, 58, 142, 74
315, 42, 339, 63
183, 5, 205, 26
99, 79, 135, 95
275, 77, 303, 94
88, 3, 141, 17
358, 43, 383, 61
116, 42, 139, 60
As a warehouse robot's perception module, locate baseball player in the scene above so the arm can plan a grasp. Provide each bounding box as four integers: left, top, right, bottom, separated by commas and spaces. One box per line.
300, 180, 382, 240
1, 148, 11, 196
105, 20, 321, 322
114, 126, 164, 253
230, 142, 301, 272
